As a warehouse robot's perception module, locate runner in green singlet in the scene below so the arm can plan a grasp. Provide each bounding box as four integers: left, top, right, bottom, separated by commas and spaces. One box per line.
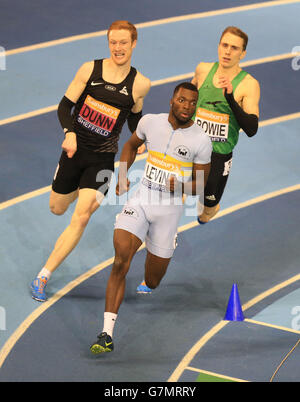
192, 26, 260, 223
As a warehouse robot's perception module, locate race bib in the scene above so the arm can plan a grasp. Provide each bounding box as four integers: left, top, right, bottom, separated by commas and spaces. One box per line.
195, 107, 229, 142
77, 95, 120, 137
142, 152, 182, 192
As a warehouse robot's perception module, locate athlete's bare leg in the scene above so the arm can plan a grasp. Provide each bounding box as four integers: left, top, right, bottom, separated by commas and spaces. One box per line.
198, 203, 220, 223
144, 251, 171, 289
105, 229, 142, 313
44, 188, 103, 273
49, 189, 79, 215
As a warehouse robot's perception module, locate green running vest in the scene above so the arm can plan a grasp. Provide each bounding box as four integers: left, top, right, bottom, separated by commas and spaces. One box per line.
193, 62, 248, 154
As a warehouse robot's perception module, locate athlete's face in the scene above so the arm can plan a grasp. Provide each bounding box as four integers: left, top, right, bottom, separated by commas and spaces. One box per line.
108, 29, 137, 65
218, 32, 246, 68
170, 88, 198, 124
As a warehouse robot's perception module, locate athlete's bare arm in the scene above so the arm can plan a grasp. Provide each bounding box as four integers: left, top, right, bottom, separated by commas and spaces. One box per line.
132, 72, 151, 154
238, 75, 260, 117
65, 61, 94, 103
60, 61, 94, 158
132, 71, 151, 113
117, 131, 145, 195
168, 162, 211, 195
191, 62, 214, 89
219, 73, 260, 117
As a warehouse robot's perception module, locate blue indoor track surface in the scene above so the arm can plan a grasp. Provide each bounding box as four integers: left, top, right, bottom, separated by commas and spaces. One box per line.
0, 0, 300, 383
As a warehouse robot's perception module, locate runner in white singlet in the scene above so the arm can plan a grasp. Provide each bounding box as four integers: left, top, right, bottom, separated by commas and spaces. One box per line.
115, 111, 211, 257
90, 82, 212, 355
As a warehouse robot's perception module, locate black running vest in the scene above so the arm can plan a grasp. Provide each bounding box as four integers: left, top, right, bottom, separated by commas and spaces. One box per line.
73, 59, 137, 153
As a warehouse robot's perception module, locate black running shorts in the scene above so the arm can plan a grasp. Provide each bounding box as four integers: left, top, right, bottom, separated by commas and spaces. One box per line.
204, 151, 233, 207
52, 149, 115, 195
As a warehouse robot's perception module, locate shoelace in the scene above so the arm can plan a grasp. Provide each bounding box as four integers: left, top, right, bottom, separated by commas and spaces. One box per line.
34, 277, 48, 293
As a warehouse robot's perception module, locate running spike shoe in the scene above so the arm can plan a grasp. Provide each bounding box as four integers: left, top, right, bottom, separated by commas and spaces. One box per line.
30, 276, 48, 302
90, 332, 114, 354
136, 281, 152, 294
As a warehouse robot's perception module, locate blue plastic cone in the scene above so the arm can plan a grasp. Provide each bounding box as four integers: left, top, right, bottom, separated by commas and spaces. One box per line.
224, 283, 244, 321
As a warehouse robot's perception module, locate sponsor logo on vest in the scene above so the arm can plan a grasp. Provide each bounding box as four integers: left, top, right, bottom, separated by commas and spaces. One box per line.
119, 86, 129, 96
91, 81, 104, 86
122, 207, 138, 219
205, 101, 223, 108
105, 85, 116, 91
174, 145, 191, 159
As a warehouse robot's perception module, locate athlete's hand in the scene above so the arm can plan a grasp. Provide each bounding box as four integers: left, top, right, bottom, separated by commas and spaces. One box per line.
137, 143, 146, 154
116, 178, 130, 196
166, 175, 183, 193
218, 76, 233, 95
62, 132, 77, 158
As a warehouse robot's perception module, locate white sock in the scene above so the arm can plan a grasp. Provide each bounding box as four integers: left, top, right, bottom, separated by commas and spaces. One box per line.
37, 267, 52, 281
103, 312, 118, 338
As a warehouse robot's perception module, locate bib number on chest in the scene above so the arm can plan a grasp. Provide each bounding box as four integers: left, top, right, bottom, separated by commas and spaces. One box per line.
142, 152, 182, 192
195, 107, 229, 142
77, 95, 120, 137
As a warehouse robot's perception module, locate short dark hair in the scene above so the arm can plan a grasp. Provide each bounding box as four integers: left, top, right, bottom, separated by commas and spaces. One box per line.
220, 26, 248, 50
173, 82, 198, 96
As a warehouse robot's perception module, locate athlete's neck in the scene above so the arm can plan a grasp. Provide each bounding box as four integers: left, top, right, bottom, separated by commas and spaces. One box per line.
168, 115, 193, 130
217, 63, 241, 80
103, 58, 131, 84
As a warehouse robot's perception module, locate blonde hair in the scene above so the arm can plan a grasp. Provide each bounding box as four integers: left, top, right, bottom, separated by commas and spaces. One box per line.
107, 20, 137, 43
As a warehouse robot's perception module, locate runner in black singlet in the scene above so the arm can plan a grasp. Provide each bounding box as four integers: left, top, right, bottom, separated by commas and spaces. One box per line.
30, 20, 151, 302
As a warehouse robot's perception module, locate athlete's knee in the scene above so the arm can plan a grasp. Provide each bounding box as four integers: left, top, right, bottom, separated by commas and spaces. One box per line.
70, 211, 91, 230
111, 254, 131, 278
49, 191, 76, 215
145, 277, 160, 290
145, 270, 166, 289
112, 237, 134, 277
49, 203, 68, 216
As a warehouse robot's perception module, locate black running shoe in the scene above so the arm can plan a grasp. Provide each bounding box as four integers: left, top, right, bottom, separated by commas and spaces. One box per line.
90, 332, 114, 354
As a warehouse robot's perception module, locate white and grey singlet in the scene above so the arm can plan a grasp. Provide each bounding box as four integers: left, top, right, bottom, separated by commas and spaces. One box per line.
115, 113, 212, 258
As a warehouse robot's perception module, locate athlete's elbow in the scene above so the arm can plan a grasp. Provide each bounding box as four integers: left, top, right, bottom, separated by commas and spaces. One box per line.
244, 125, 258, 137
244, 115, 259, 137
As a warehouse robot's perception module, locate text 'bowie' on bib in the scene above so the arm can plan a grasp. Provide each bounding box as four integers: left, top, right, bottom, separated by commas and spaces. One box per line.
195, 107, 229, 142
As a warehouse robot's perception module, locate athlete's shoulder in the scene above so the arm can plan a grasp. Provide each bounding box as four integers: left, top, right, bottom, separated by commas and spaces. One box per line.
191, 123, 212, 143
194, 62, 214, 77
141, 113, 167, 124
193, 62, 215, 87
75, 61, 95, 82
78, 60, 94, 74
242, 70, 260, 86
137, 114, 166, 138
134, 70, 151, 96
240, 71, 260, 95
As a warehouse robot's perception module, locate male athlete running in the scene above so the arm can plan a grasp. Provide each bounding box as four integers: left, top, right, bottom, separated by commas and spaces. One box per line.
30, 20, 151, 302
136, 26, 260, 295
90, 82, 212, 354
192, 26, 260, 223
